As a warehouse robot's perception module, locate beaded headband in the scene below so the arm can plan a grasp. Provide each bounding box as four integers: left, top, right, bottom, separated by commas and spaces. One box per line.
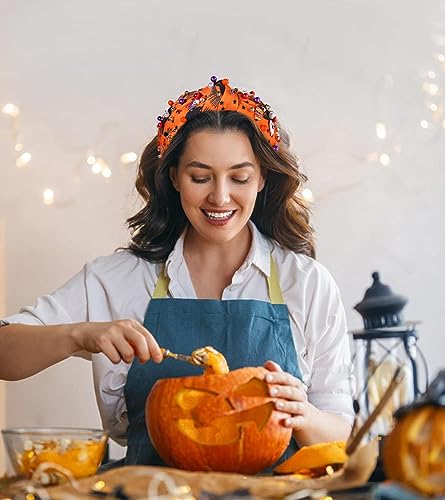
156, 76, 281, 157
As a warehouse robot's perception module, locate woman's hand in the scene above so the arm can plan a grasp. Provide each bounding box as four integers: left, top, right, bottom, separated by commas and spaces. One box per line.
71, 319, 163, 365
264, 360, 314, 432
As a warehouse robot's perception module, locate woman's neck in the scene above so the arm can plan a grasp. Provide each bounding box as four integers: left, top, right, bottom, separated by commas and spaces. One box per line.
183, 225, 252, 298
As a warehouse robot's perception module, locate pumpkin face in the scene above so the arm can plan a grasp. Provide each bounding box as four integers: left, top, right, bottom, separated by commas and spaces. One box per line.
383, 405, 445, 496
146, 367, 292, 473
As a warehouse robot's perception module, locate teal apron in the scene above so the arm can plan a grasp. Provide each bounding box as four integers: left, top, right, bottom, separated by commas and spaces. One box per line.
124, 255, 302, 468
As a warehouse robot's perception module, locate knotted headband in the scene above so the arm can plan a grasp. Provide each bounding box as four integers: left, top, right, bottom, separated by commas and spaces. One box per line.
156, 76, 281, 157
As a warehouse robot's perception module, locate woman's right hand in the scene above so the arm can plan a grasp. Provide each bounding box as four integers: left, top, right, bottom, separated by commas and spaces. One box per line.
71, 319, 163, 365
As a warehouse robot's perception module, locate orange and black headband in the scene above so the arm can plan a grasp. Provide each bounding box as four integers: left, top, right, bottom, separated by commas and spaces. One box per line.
156, 76, 281, 157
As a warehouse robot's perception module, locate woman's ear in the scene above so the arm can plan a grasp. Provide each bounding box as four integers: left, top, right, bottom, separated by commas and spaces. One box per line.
258, 174, 266, 192
169, 167, 179, 191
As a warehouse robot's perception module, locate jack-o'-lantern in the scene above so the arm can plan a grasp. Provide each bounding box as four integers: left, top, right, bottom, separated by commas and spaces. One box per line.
146, 361, 292, 474
383, 370, 445, 496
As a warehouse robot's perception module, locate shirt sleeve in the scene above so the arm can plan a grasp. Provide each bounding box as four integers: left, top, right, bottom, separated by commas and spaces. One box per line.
304, 266, 356, 424
2, 265, 91, 360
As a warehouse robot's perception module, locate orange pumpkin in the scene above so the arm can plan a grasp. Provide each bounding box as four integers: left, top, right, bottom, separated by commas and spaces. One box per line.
383, 370, 445, 496
145, 366, 292, 473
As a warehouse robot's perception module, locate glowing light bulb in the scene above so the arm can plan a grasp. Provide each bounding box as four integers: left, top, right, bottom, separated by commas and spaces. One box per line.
120, 152, 138, 164
102, 166, 112, 178
434, 53, 445, 62
86, 155, 96, 166
379, 153, 391, 166
43, 189, 54, 205
2, 103, 20, 117
14, 143, 24, 152
91, 157, 106, 174
420, 120, 430, 128
16, 152, 32, 168
301, 188, 314, 202
422, 82, 439, 96
427, 70, 437, 79
376, 122, 387, 139
428, 103, 439, 112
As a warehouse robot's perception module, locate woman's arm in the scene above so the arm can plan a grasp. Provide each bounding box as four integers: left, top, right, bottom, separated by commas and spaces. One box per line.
0, 320, 163, 381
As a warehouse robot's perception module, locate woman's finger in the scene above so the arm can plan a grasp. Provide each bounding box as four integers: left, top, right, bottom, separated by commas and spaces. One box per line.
101, 339, 125, 365
270, 384, 307, 402
266, 370, 302, 388
123, 328, 150, 363
129, 321, 163, 362
264, 360, 282, 372
275, 400, 305, 415
111, 334, 137, 364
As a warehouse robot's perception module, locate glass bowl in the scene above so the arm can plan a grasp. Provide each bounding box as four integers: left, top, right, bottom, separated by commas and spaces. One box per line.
1, 427, 108, 481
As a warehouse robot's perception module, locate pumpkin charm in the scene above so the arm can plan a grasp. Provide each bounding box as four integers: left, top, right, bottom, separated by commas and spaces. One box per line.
146, 366, 292, 474
383, 370, 445, 496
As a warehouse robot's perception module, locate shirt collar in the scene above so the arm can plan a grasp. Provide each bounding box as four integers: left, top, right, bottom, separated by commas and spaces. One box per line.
165, 221, 273, 279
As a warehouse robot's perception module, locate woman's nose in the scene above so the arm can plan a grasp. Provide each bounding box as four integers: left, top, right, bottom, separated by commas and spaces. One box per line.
208, 181, 230, 206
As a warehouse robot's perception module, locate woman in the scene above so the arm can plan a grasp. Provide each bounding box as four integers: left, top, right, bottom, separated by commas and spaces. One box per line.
0, 77, 354, 466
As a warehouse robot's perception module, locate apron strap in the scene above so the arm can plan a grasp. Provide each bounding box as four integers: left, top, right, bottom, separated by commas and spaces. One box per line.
152, 266, 170, 299
152, 254, 284, 304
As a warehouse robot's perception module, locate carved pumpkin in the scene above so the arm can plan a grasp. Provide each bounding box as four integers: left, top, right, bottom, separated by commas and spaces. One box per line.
383, 370, 445, 496
146, 366, 292, 473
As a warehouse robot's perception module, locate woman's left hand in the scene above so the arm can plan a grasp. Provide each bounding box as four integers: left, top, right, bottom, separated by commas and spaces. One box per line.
264, 360, 314, 432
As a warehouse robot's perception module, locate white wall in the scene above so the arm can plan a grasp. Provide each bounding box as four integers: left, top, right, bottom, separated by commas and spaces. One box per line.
1, 0, 444, 457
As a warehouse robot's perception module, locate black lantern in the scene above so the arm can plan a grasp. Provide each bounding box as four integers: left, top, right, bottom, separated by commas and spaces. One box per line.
351, 272, 421, 437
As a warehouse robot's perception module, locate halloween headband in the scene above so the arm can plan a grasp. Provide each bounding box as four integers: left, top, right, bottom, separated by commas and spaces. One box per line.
156, 76, 281, 157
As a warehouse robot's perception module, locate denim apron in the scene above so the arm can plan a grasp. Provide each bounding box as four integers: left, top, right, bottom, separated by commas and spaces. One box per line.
124, 255, 302, 468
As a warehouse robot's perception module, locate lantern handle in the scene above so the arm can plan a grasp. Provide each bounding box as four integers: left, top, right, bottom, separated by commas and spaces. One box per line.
346, 366, 405, 456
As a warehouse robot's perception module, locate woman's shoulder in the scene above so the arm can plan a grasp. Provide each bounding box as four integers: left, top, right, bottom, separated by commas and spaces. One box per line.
270, 242, 338, 292
85, 249, 159, 279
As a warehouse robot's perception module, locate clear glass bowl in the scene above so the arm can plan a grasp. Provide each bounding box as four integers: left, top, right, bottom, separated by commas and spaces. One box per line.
1, 427, 108, 481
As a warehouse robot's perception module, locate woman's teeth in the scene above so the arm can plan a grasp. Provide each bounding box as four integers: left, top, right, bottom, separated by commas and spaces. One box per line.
203, 210, 234, 220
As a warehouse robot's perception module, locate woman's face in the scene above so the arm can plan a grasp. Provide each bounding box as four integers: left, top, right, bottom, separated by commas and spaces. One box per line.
170, 130, 265, 245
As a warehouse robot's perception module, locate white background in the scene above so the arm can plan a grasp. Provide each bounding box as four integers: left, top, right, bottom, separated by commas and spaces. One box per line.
1, 0, 444, 467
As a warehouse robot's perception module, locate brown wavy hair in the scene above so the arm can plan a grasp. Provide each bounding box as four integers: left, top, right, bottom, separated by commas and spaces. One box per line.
126, 111, 315, 261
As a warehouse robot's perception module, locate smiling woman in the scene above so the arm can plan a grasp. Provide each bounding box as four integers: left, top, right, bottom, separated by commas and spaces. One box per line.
0, 77, 355, 471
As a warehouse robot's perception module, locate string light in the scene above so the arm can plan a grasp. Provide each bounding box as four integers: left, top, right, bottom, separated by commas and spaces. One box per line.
15, 143, 24, 152
420, 120, 430, 128
422, 82, 439, 96
379, 153, 391, 166
102, 166, 112, 178
433, 52, 445, 62
43, 189, 54, 205
86, 155, 96, 166
16, 152, 32, 168
91, 157, 106, 174
427, 70, 437, 79
120, 151, 137, 164
2, 103, 20, 117
427, 102, 439, 112
301, 188, 314, 202
375, 122, 387, 139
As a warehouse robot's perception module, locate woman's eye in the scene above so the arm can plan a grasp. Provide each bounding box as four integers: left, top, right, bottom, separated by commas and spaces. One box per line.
233, 178, 250, 184
191, 177, 209, 184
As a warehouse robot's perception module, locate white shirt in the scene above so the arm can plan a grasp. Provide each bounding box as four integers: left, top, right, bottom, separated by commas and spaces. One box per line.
4, 222, 355, 445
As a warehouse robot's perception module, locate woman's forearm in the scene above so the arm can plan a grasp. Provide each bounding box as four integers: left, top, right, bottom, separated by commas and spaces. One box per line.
293, 403, 352, 446
0, 323, 79, 381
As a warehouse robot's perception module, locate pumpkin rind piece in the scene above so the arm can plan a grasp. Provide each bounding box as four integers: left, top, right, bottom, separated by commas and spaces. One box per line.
273, 441, 347, 474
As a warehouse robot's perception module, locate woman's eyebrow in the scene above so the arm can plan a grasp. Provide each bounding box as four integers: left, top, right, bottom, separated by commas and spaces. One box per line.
185, 161, 255, 170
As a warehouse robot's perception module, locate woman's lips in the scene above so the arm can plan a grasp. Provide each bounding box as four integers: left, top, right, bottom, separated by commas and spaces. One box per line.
201, 209, 236, 225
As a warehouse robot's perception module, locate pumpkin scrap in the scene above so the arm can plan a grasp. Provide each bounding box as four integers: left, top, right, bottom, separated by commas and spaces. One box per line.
146, 366, 292, 474
191, 346, 230, 375
383, 405, 445, 496
274, 441, 347, 476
